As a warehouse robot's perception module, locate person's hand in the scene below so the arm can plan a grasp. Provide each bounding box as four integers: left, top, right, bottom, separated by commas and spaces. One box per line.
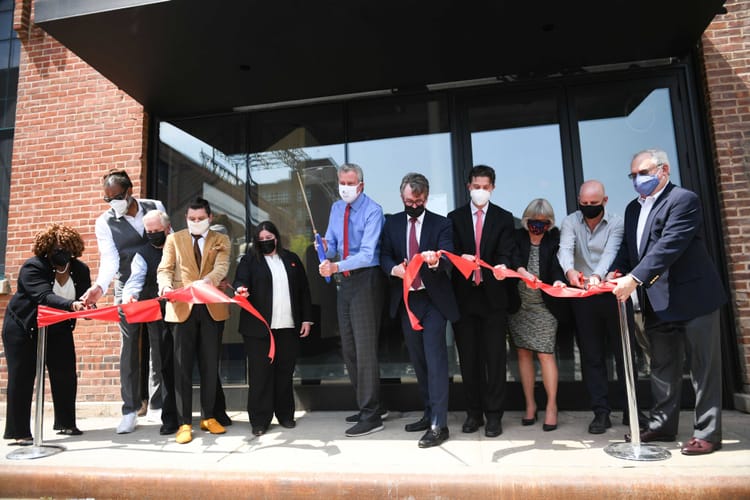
300, 322, 312, 338
319, 259, 338, 278
588, 274, 601, 287
392, 261, 407, 279
159, 286, 173, 296
566, 269, 583, 288
217, 278, 230, 291
124, 295, 138, 303
612, 275, 638, 302
235, 286, 249, 297
460, 254, 476, 261
80, 284, 103, 306
71, 300, 86, 312
421, 250, 439, 267
552, 280, 566, 288
492, 264, 507, 281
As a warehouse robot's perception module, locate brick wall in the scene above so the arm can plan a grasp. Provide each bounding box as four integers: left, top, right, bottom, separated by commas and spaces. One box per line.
0, 0, 148, 402
702, 0, 750, 394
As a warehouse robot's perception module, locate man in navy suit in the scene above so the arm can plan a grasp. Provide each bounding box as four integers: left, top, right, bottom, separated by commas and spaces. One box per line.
381, 173, 460, 448
610, 148, 726, 455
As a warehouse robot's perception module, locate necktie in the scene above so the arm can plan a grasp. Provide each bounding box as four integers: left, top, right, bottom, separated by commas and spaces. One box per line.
474, 209, 483, 285
409, 217, 421, 289
342, 204, 351, 277
193, 234, 202, 269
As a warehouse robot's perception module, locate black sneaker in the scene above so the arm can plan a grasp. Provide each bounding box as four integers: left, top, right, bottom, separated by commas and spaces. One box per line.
588, 413, 612, 434
345, 419, 384, 437
345, 408, 389, 423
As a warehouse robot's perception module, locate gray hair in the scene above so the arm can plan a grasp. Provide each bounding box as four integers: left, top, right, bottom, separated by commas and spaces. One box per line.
633, 148, 670, 167
143, 209, 170, 227
399, 172, 430, 196
521, 198, 555, 230
338, 163, 364, 182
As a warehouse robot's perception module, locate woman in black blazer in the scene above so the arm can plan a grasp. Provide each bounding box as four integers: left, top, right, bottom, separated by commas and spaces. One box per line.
3, 224, 90, 445
508, 199, 569, 432
233, 221, 312, 436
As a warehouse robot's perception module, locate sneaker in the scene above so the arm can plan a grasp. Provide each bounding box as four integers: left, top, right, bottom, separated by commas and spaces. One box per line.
588, 413, 612, 434
116, 412, 137, 434
345, 408, 389, 423
345, 419, 384, 437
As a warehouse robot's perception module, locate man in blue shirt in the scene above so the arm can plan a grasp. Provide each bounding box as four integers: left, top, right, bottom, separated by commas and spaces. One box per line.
319, 163, 387, 437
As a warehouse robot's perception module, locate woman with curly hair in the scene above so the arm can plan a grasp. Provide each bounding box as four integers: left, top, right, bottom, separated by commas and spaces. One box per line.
2, 223, 91, 445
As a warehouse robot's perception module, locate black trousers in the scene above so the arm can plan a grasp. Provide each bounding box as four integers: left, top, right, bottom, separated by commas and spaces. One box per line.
3, 320, 78, 439
571, 293, 635, 415
144, 319, 177, 428
243, 328, 299, 427
171, 305, 221, 425
452, 285, 507, 419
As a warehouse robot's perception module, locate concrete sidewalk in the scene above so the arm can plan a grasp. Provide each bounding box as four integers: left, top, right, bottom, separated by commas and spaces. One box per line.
1, 407, 749, 499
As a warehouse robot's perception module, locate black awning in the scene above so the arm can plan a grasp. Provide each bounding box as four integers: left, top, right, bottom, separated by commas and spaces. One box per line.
35, 0, 727, 117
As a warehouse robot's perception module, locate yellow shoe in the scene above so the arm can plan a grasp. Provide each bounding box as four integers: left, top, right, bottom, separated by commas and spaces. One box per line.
175, 425, 193, 444
200, 418, 226, 434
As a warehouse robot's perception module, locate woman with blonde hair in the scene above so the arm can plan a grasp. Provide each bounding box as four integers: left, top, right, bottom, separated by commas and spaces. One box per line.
3, 224, 90, 444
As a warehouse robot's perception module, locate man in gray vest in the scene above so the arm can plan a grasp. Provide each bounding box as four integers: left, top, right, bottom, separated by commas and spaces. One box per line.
81, 170, 166, 434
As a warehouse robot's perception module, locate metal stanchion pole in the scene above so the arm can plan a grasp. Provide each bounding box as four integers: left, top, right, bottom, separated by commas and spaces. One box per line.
7, 326, 65, 460
604, 300, 670, 461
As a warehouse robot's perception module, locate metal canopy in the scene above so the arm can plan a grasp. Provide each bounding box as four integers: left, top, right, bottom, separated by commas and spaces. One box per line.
35, 0, 727, 118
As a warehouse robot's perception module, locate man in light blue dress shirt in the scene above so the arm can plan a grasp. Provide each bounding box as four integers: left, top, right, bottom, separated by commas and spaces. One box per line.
319, 163, 387, 437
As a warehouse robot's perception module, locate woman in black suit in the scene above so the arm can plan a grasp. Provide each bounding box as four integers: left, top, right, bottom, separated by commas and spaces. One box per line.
3, 224, 90, 445
508, 199, 569, 432
234, 221, 312, 436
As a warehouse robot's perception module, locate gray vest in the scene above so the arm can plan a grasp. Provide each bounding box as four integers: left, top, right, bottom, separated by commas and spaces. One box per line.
106, 200, 157, 282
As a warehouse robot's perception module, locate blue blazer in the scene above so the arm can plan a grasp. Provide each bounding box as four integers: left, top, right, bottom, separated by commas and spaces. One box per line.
611, 182, 725, 322
380, 210, 460, 323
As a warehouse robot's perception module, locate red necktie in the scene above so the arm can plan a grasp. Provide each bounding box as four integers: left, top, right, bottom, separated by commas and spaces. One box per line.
474, 209, 483, 285
342, 204, 351, 277
409, 217, 421, 289
193, 234, 202, 269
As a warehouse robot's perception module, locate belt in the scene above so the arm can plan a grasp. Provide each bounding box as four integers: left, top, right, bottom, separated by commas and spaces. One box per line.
340, 266, 378, 277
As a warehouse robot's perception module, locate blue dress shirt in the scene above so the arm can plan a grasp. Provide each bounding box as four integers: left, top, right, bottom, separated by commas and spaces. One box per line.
324, 192, 384, 272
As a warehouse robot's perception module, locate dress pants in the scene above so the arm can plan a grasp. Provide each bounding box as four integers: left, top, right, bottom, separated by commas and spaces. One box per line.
145, 318, 177, 429
645, 305, 722, 442
2, 320, 78, 439
453, 285, 507, 420
243, 328, 299, 427
172, 304, 221, 425
337, 267, 385, 422
115, 279, 143, 416
400, 291, 449, 428
571, 293, 635, 415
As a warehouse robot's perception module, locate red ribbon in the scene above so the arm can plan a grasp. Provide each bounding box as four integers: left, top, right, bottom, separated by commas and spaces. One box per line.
402, 250, 616, 331
37, 283, 276, 361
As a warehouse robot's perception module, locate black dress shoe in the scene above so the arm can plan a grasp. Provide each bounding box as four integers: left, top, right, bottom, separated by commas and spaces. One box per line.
252, 424, 269, 436
279, 420, 296, 429
56, 427, 83, 436
216, 413, 233, 427
485, 417, 502, 437
404, 417, 431, 432
461, 415, 484, 433
542, 423, 557, 432
159, 424, 179, 435
588, 413, 612, 434
418, 427, 449, 448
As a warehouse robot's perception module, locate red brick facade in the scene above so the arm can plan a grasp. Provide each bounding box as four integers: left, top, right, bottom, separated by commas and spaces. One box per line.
702, 0, 750, 394
0, 1, 748, 405
0, 1, 147, 401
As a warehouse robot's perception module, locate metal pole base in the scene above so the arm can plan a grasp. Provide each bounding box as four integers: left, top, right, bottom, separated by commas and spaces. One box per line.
7, 444, 65, 460
604, 442, 671, 461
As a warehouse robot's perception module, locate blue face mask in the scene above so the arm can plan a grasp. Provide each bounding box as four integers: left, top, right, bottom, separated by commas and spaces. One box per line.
633, 173, 660, 197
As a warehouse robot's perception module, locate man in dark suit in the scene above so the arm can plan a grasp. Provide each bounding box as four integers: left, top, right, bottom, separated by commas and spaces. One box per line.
381, 172, 460, 448
610, 148, 726, 455
447, 165, 515, 438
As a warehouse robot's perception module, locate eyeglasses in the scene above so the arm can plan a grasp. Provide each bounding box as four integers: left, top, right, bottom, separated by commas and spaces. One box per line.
103, 192, 128, 203
627, 163, 662, 180
403, 199, 426, 208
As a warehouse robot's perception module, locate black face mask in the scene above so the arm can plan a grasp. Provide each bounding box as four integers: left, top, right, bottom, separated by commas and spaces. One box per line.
405, 204, 425, 219
147, 231, 167, 247
51, 248, 71, 267
579, 204, 604, 219
258, 239, 276, 255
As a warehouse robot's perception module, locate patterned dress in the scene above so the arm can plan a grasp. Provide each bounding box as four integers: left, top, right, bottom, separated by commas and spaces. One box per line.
508, 244, 558, 353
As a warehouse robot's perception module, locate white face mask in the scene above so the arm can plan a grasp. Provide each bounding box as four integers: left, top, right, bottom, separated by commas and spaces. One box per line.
470, 189, 491, 207
339, 184, 360, 204
187, 218, 211, 236
109, 198, 130, 217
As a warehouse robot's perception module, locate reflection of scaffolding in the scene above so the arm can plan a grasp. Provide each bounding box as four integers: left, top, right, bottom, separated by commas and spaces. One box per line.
199, 150, 243, 185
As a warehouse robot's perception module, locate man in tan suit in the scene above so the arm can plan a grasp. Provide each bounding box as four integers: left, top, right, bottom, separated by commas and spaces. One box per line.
157, 197, 230, 444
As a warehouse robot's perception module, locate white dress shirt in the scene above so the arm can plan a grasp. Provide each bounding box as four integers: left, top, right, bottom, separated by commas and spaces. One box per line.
264, 253, 295, 329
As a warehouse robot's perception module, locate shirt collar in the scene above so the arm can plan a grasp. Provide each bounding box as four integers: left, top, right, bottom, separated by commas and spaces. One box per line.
406, 211, 426, 224
471, 202, 489, 215
638, 183, 668, 206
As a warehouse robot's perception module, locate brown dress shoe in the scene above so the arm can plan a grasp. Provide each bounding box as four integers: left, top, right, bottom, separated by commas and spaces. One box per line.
681, 437, 722, 455
200, 418, 226, 434
175, 425, 193, 444
624, 430, 676, 443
